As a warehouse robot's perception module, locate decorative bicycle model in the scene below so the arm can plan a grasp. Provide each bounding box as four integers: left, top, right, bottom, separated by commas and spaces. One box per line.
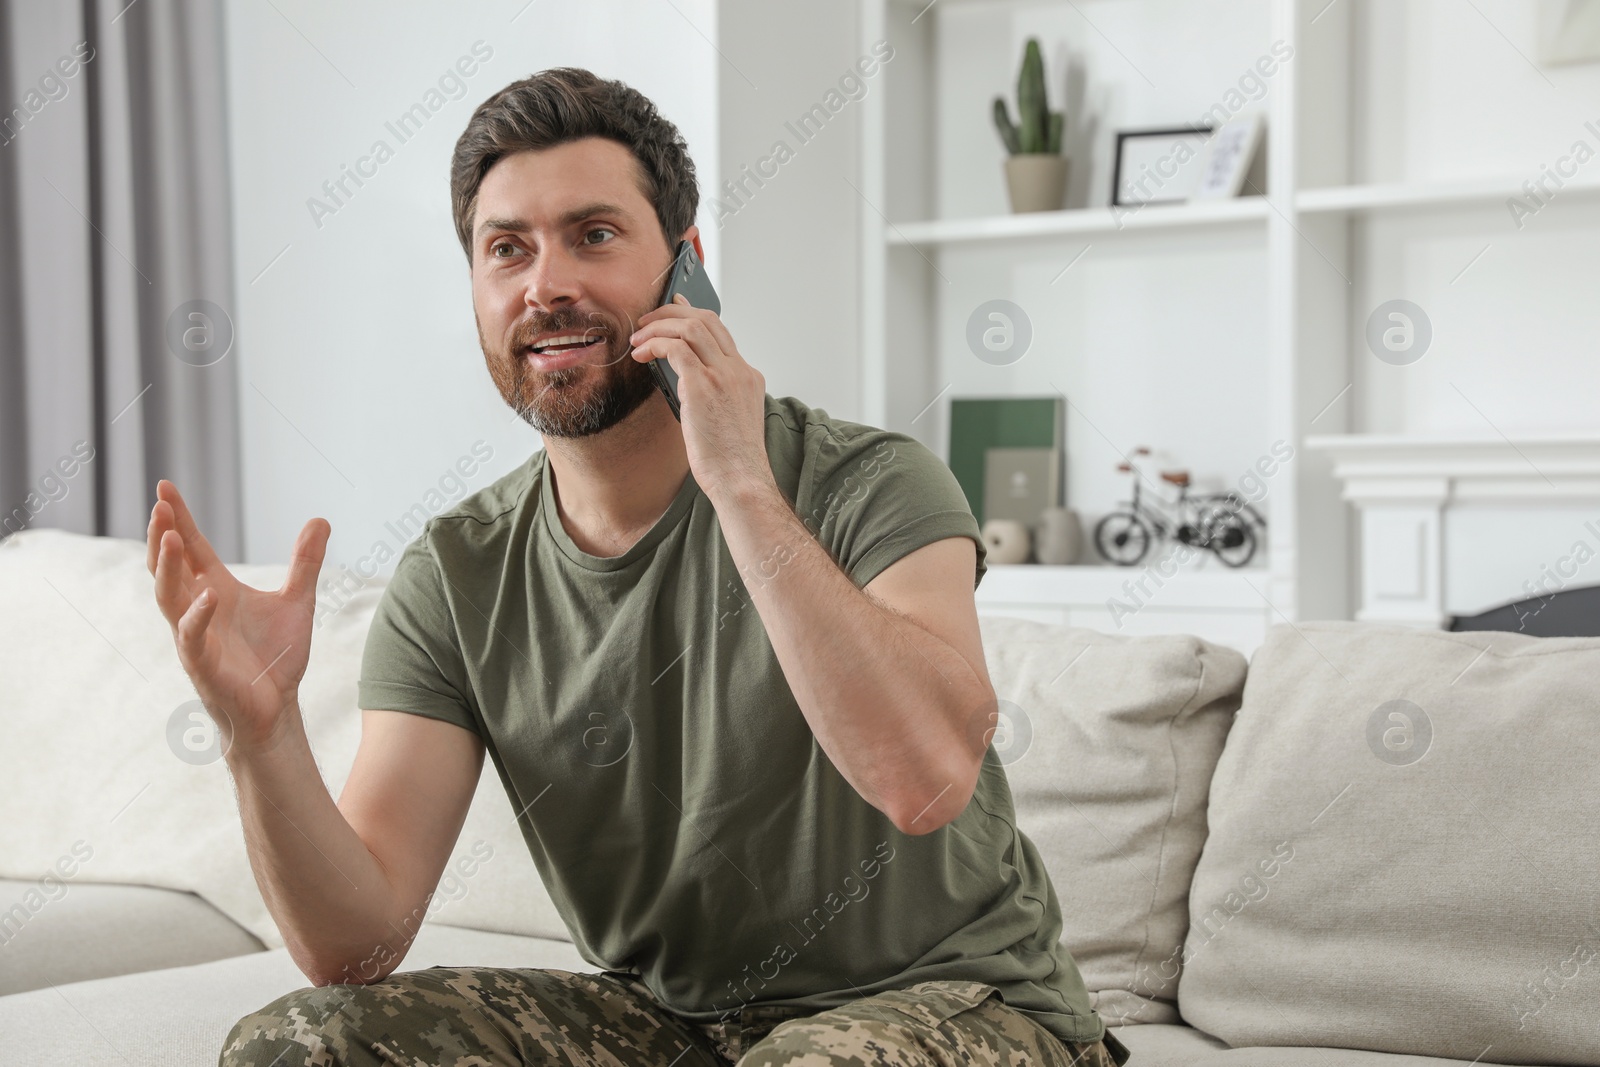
1093, 448, 1266, 568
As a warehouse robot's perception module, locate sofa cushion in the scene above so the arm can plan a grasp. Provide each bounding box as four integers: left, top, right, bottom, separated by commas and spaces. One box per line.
976, 617, 1248, 1028
0, 529, 569, 948
0, 880, 264, 995
0, 922, 590, 1067
1178, 621, 1600, 1066
1185, 1049, 1516, 1067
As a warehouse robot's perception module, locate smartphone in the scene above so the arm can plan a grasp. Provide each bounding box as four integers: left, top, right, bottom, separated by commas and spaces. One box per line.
648, 240, 720, 421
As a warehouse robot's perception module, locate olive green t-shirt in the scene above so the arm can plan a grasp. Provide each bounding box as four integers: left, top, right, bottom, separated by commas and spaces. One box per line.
357, 393, 1106, 1045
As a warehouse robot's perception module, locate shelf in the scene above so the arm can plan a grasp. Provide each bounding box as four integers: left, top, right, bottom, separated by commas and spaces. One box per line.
1297, 176, 1600, 215
884, 196, 1272, 247
977, 563, 1272, 611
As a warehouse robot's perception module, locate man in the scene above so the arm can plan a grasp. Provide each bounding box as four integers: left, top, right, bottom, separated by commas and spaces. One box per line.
148, 67, 1130, 1067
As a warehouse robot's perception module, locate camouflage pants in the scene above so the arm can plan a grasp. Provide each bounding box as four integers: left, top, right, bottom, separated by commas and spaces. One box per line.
219, 966, 1133, 1066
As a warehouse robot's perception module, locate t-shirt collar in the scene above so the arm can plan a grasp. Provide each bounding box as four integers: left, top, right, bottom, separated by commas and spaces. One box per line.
540, 450, 701, 571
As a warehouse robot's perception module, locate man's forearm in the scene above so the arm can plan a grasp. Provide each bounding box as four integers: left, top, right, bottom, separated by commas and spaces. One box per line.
710, 479, 988, 833
226, 701, 408, 984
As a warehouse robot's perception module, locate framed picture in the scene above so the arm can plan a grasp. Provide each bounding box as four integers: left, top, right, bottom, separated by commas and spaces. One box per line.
1110, 126, 1213, 207
1541, 0, 1600, 65
948, 396, 1064, 527
983, 447, 1061, 528
1191, 113, 1265, 200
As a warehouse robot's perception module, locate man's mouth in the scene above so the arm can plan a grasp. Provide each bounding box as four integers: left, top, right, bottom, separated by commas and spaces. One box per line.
524, 332, 608, 371
527, 332, 606, 355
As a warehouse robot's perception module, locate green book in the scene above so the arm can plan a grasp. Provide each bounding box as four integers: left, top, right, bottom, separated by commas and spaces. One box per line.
948, 397, 1064, 527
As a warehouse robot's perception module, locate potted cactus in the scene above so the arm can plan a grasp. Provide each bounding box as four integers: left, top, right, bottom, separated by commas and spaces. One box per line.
993, 38, 1068, 213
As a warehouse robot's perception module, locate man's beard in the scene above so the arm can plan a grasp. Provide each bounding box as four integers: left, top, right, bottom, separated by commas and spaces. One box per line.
482, 303, 660, 439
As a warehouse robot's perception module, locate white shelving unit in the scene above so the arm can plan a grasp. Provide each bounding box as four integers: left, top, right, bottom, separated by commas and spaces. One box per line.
886, 196, 1272, 245
856, 0, 1600, 652
1296, 176, 1600, 215
972, 561, 1274, 655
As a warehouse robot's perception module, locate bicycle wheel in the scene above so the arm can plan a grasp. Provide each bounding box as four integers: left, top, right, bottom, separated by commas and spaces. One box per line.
1095, 512, 1152, 566
1207, 514, 1257, 568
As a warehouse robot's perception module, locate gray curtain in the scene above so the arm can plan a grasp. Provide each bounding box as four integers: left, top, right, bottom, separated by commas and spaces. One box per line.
1, 0, 242, 558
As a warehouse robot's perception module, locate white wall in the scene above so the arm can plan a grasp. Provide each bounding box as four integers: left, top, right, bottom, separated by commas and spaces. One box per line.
1348, 0, 1600, 439
222, 0, 718, 570
714, 0, 868, 420
1344, 0, 1600, 613
1348, 0, 1600, 185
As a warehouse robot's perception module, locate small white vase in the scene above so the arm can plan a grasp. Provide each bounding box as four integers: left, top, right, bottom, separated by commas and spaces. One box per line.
982, 519, 1033, 565
1032, 507, 1084, 565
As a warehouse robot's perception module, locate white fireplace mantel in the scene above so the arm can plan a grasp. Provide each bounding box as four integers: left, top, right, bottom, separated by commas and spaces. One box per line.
1305, 433, 1600, 627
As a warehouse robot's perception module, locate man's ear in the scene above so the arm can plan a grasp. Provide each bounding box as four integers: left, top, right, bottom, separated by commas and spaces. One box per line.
686, 225, 704, 267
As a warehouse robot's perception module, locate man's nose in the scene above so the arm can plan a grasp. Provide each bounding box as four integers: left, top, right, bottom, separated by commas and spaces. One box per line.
524, 246, 582, 309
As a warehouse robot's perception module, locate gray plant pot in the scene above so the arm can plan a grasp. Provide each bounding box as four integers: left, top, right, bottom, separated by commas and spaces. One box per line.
1004, 154, 1069, 213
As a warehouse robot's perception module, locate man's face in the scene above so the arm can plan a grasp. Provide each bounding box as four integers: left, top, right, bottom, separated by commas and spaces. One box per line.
470, 137, 682, 438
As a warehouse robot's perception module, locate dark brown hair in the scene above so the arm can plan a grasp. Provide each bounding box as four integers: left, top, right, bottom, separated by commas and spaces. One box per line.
450, 68, 699, 264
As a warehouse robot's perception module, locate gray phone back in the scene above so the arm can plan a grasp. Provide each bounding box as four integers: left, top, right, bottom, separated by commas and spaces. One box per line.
649, 241, 720, 420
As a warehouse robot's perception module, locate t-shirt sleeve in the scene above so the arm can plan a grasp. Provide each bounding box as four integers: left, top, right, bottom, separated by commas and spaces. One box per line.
802, 426, 988, 592
357, 533, 481, 736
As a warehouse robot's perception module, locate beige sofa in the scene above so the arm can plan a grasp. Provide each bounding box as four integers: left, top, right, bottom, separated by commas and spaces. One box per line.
1, 528, 1594, 1067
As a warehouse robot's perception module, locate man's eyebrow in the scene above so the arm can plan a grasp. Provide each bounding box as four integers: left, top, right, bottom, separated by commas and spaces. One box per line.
476, 202, 631, 241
